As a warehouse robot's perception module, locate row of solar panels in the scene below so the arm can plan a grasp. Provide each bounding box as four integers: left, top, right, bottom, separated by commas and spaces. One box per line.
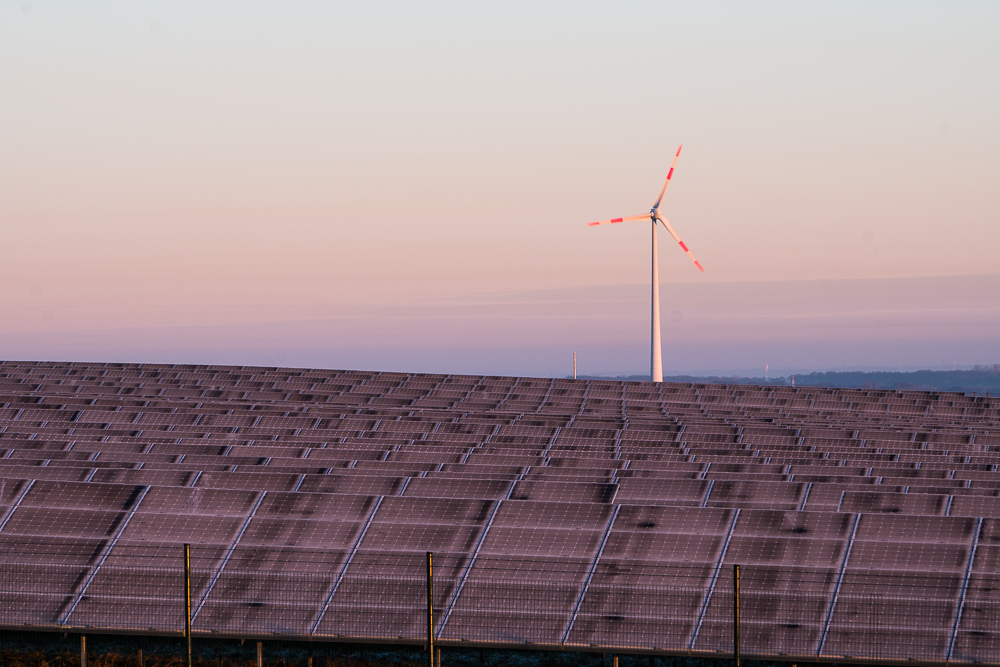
1, 407, 993, 444
4, 473, 1000, 515
4, 562, 995, 662
2, 461, 999, 494
0, 482, 993, 594
2, 413, 991, 447
2, 385, 984, 412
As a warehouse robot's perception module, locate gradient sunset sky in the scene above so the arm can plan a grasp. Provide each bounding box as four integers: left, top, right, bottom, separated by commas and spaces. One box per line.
2, 2, 998, 377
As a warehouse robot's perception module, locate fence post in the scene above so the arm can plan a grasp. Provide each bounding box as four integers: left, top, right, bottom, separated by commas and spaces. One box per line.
185, 543, 193, 667
138, 635, 143, 667
427, 551, 435, 667
81, 634, 86, 667
733, 564, 740, 667
257, 641, 263, 667
308, 642, 314, 667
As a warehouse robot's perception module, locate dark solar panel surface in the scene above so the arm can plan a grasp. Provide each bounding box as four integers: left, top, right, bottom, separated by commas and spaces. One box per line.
0, 360, 999, 660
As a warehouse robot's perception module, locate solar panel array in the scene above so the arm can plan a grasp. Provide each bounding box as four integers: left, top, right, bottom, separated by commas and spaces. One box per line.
1, 360, 999, 663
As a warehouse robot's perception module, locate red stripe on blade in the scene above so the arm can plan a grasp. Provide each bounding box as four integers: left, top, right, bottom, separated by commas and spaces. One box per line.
679, 241, 688, 251
587, 222, 601, 226
611, 218, 623, 223
694, 261, 704, 271
676, 146, 682, 156
667, 168, 674, 179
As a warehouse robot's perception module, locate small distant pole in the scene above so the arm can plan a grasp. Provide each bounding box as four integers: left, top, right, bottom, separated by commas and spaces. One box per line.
256, 641, 263, 667
138, 636, 144, 667
765, 364, 768, 381
81, 635, 87, 667
573, 352, 577, 380
733, 564, 741, 667
427, 551, 434, 667
791, 374, 795, 388
184, 543, 193, 667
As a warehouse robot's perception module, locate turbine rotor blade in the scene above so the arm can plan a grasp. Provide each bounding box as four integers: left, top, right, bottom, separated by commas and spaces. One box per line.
652, 144, 683, 210
658, 217, 704, 272
587, 213, 651, 227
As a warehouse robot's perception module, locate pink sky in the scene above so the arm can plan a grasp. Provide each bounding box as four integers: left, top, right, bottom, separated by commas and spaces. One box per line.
1, 2, 998, 376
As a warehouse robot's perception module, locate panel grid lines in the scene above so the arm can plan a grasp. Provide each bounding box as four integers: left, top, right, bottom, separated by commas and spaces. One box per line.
1, 360, 999, 660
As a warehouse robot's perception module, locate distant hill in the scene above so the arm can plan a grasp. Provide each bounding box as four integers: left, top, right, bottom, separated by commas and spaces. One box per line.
576, 364, 1000, 395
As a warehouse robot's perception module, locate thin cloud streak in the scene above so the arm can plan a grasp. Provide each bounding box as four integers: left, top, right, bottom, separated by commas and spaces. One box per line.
2, 275, 996, 378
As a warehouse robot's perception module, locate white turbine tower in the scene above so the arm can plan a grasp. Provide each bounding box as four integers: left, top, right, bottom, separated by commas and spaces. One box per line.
587, 145, 704, 382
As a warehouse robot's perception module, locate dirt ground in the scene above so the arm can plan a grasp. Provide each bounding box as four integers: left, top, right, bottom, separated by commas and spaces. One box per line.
0, 632, 794, 667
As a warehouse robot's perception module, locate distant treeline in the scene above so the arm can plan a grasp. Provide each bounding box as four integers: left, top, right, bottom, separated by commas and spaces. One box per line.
576, 364, 1000, 395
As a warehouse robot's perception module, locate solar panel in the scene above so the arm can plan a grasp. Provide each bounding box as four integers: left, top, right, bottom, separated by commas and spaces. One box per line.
1, 360, 999, 660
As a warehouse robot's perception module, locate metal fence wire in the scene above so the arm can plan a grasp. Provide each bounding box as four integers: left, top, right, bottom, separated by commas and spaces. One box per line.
1, 560, 998, 664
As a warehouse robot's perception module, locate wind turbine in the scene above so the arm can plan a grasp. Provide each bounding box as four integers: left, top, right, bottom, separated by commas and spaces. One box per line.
587, 145, 704, 382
